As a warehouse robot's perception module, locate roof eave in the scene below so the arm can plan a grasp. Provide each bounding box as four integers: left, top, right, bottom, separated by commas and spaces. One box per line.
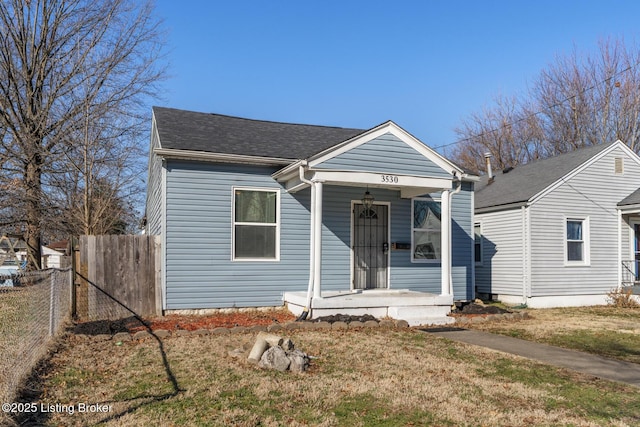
154, 148, 295, 166
475, 201, 529, 214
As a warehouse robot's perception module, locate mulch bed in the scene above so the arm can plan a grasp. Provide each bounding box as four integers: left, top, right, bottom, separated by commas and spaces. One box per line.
72, 310, 297, 335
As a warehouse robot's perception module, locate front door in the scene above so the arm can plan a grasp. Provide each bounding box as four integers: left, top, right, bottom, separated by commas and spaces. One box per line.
353, 203, 389, 290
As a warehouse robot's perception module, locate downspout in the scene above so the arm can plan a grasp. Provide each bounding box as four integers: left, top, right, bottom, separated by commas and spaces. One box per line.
297, 163, 314, 320
448, 173, 463, 296
521, 205, 527, 305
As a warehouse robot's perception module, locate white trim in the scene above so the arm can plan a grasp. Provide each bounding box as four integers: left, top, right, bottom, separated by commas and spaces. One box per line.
563, 216, 591, 266
155, 148, 293, 166
411, 196, 442, 264
349, 200, 392, 291
231, 187, 281, 262
309, 170, 453, 193
629, 218, 640, 277
161, 160, 167, 311
473, 222, 483, 266
313, 181, 323, 298
308, 121, 464, 176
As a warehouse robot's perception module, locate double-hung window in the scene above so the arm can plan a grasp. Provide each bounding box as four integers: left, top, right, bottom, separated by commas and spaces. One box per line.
412, 197, 441, 262
233, 188, 280, 261
565, 217, 589, 265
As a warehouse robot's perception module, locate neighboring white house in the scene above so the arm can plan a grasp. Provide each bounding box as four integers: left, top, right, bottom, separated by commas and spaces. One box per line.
474, 140, 640, 308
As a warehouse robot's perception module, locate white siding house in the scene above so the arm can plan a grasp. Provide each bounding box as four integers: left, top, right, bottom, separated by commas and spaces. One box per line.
475, 140, 640, 308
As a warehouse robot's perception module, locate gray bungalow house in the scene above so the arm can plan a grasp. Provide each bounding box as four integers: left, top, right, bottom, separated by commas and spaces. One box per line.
145, 107, 477, 325
475, 140, 640, 308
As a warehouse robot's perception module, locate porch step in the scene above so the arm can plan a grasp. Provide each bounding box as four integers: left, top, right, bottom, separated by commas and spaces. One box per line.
284, 290, 454, 327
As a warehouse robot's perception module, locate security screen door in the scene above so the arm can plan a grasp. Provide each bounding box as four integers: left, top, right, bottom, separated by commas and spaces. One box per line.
353, 203, 389, 289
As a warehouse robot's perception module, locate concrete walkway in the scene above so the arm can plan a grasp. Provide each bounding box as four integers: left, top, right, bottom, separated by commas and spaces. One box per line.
424, 327, 640, 388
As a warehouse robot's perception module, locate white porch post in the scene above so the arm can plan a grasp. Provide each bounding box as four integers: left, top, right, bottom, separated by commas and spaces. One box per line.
441, 190, 451, 296
618, 208, 622, 288
313, 181, 323, 299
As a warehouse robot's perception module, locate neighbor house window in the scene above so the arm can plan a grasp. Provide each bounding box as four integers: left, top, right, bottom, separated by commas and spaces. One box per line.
412, 198, 441, 262
565, 218, 589, 265
474, 222, 483, 265
233, 188, 280, 260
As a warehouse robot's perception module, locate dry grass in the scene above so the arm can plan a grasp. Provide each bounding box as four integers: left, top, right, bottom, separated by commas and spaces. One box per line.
12, 326, 640, 427
465, 305, 640, 363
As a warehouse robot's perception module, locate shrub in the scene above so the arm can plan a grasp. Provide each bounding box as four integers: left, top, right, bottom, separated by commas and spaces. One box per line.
606, 287, 640, 308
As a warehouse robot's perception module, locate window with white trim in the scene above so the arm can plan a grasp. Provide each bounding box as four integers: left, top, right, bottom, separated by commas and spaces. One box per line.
565, 218, 589, 265
233, 188, 279, 260
474, 222, 483, 265
412, 197, 441, 262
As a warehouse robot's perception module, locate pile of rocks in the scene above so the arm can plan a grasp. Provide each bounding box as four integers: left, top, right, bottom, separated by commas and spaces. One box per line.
245, 332, 310, 373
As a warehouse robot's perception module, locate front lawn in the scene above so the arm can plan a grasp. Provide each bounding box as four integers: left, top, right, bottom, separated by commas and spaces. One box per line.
12, 326, 640, 426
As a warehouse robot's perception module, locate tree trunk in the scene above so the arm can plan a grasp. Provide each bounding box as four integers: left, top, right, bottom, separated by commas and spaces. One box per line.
24, 156, 43, 270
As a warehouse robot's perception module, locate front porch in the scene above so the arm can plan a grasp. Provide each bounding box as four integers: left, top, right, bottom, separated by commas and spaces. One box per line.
284, 289, 454, 326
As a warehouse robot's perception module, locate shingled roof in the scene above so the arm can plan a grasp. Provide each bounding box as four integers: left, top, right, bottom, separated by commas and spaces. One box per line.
475, 142, 616, 211
619, 187, 640, 207
153, 106, 366, 160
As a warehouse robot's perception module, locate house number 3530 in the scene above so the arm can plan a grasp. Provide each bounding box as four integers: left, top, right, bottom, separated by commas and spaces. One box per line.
381, 175, 398, 183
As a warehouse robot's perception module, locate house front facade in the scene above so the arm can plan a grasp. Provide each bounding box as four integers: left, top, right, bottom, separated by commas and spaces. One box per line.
475, 140, 640, 308
146, 107, 477, 323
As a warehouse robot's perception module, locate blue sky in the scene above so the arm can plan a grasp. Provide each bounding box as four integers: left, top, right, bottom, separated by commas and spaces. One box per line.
153, 0, 640, 153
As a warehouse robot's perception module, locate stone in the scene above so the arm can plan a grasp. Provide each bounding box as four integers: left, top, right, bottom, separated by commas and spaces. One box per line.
174, 329, 191, 337
112, 332, 131, 342
248, 338, 269, 364
378, 320, 395, 329
259, 346, 291, 372
287, 350, 310, 373
267, 324, 284, 333
257, 332, 283, 347
250, 325, 267, 332
331, 321, 348, 330
364, 320, 379, 328
192, 329, 210, 336
348, 321, 364, 329
154, 329, 171, 338
394, 320, 409, 328
211, 327, 230, 335
281, 338, 295, 351
311, 321, 332, 330
133, 330, 152, 340
228, 348, 245, 359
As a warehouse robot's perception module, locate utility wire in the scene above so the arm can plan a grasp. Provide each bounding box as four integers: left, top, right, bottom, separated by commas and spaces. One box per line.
432, 59, 640, 152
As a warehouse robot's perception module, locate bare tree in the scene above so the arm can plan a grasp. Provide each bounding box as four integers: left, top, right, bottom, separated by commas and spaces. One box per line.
0, 0, 164, 269
450, 37, 640, 173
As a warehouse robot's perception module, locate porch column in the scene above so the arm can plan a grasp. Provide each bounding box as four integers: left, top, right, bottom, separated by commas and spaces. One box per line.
440, 190, 451, 296
313, 181, 323, 299
618, 208, 622, 288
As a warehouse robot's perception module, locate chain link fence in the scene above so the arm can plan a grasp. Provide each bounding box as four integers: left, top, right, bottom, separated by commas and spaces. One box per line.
0, 269, 72, 421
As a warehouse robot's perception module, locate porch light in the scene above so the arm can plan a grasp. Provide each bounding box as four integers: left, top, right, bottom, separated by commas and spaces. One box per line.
362, 190, 374, 209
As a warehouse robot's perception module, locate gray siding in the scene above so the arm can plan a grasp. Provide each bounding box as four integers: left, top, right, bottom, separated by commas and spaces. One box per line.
164, 161, 310, 309
315, 133, 452, 178
145, 125, 163, 236
529, 146, 640, 296
474, 208, 525, 296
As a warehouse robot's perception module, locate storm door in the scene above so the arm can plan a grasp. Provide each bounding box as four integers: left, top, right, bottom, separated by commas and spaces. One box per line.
353, 203, 389, 290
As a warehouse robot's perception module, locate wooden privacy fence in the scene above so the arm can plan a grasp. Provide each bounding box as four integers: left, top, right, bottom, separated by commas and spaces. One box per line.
74, 235, 161, 321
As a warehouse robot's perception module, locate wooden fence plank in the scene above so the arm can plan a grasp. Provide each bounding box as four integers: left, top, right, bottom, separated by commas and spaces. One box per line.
75, 235, 161, 321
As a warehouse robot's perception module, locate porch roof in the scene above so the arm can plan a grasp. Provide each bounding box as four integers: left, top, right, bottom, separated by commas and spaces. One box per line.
619, 187, 640, 214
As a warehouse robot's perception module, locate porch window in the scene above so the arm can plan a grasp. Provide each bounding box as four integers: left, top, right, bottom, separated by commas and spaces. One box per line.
233, 188, 279, 261
565, 218, 589, 265
412, 198, 441, 262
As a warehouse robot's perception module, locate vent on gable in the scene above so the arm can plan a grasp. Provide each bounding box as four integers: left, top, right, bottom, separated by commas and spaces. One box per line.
614, 157, 624, 175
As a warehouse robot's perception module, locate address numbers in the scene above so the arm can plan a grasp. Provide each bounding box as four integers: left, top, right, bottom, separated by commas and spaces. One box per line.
381, 174, 399, 183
